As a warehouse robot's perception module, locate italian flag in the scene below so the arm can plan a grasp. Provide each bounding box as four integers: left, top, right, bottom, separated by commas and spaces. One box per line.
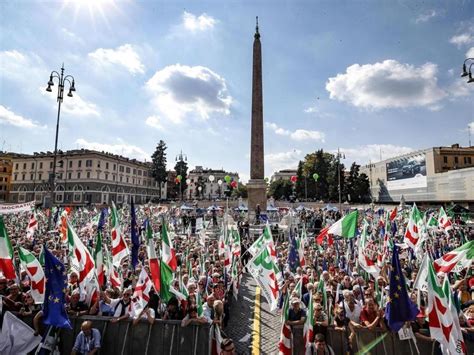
160, 259, 173, 303
146, 219, 161, 293
404, 203, 424, 250
231, 256, 239, 300
105, 245, 122, 289
303, 291, 314, 351
296, 228, 306, 267
94, 231, 105, 288
161, 220, 177, 271
26, 212, 38, 241
18, 246, 45, 304
196, 289, 204, 317
110, 202, 129, 268
327, 210, 358, 238
433, 240, 474, 275
438, 207, 453, 231
67, 222, 96, 288
442, 276, 466, 354
278, 295, 292, 355
0, 216, 15, 280
358, 220, 380, 279
427, 259, 467, 354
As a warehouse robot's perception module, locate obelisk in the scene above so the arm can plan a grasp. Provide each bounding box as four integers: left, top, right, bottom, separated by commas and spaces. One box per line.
247, 17, 267, 216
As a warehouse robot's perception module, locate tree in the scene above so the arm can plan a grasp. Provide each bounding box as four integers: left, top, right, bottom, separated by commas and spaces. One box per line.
174, 160, 188, 200
354, 173, 371, 202
295, 161, 305, 199
151, 140, 167, 200
232, 183, 248, 198
268, 179, 293, 200
344, 162, 360, 203
328, 160, 345, 202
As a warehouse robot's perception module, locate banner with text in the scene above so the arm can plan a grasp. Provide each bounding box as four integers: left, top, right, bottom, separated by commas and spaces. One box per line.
0, 201, 35, 215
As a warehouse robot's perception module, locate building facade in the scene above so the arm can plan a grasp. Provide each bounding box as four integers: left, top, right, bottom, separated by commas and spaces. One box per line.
270, 169, 297, 183
360, 144, 474, 206
0, 154, 14, 202
5, 149, 170, 206
187, 166, 239, 200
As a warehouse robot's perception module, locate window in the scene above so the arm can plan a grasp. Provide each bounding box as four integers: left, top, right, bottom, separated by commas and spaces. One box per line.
69, 160, 73, 168
40, 162, 43, 169
38, 174, 42, 181
138, 170, 142, 176
143, 171, 147, 177
96, 172, 100, 179
119, 166, 124, 173
23, 163, 27, 169
113, 164, 116, 171
50, 162, 53, 169
58, 173, 63, 179
126, 177, 129, 183
133, 168, 136, 175
31, 162, 35, 169
87, 172, 91, 178
97, 161, 101, 168
106, 162, 109, 170
120, 176, 123, 182
443, 156, 448, 164
15, 163, 18, 170
30, 174, 34, 180
132, 178, 135, 184
113, 175, 116, 181
105, 173, 109, 180
22, 174, 25, 180
68, 172, 72, 179
4, 177, 7, 183
454, 156, 459, 164
86, 160, 92, 167
14, 174, 17, 181
126, 167, 131, 174
77, 172, 81, 179
78, 160, 82, 168
468, 157, 472, 164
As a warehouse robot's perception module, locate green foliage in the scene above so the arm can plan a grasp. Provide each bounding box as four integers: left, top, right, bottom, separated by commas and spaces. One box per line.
268, 179, 294, 200
174, 160, 188, 198
232, 183, 248, 198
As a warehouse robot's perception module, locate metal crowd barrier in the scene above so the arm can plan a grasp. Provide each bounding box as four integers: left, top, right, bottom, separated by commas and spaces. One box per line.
291, 326, 474, 355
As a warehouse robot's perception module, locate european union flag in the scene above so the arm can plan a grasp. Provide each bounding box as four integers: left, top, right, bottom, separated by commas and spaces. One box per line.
384, 244, 419, 331
97, 207, 108, 231
43, 245, 71, 329
130, 198, 140, 270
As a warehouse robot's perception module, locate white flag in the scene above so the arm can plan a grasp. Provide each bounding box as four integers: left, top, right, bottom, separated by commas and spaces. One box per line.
0, 311, 41, 355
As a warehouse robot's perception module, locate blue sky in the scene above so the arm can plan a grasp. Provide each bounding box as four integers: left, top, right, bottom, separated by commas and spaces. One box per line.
1, 0, 473, 182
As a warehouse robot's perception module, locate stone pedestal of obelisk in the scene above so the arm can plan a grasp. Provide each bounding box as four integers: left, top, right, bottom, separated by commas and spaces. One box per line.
248, 17, 267, 220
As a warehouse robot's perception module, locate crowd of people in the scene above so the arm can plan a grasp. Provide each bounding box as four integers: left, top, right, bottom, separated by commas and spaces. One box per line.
0, 202, 473, 354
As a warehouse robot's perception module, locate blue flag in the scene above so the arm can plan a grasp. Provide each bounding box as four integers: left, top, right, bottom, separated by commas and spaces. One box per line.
385, 244, 419, 331
287, 231, 299, 272
97, 207, 107, 231
43, 245, 71, 329
130, 198, 140, 270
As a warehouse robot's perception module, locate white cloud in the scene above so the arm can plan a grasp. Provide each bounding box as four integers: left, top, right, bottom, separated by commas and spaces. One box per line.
467, 47, 474, 58
450, 33, 474, 47
448, 79, 473, 98
0, 105, 45, 129
60, 28, 84, 45
88, 44, 145, 74
265, 149, 302, 175
182, 11, 217, 32
265, 122, 325, 142
469, 122, 474, 135
326, 60, 446, 109
145, 64, 232, 123
304, 106, 318, 113
40, 89, 100, 117
415, 10, 438, 24
145, 115, 164, 130
338, 144, 414, 165
0, 50, 45, 85
75, 138, 150, 162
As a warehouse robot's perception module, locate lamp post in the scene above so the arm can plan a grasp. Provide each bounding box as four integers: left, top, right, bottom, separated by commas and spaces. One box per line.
45, 64, 76, 230
218, 179, 223, 199
208, 174, 215, 201
336, 148, 345, 213
461, 58, 474, 83
198, 186, 202, 200
175, 150, 187, 201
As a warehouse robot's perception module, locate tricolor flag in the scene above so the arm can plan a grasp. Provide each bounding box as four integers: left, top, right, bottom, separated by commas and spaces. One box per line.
130, 268, 153, 318
18, 246, 45, 304
26, 212, 38, 241
0, 216, 15, 280
105, 246, 122, 289
303, 290, 314, 351
161, 220, 177, 271
403, 203, 424, 251
67, 222, 96, 291
110, 202, 129, 268
438, 207, 453, 231
278, 295, 292, 355
433, 240, 474, 275
427, 259, 466, 354
358, 220, 380, 279
94, 231, 105, 288
327, 210, 358, 238
145, 219, 160, 293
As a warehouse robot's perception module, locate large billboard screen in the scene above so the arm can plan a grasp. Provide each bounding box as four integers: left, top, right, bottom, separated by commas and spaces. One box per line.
386, 153, 427, 190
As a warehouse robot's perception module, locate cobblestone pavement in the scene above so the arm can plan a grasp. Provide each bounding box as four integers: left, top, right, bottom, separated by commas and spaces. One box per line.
225, 272, 281, 355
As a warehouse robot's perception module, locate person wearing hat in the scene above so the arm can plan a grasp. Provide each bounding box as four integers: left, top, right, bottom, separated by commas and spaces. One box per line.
286, 298, 306, 326
411, 310, 442, 354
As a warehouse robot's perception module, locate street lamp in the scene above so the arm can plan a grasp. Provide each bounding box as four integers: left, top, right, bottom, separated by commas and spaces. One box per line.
461, 58, 474, 83
217, 179, 223, 199
175, 150, 187, 201
45, 64, 76, 231
336, 148, 345, 213
208, 174, 215, 200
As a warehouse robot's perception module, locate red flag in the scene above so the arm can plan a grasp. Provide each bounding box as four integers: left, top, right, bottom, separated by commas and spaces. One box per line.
315, 227, 333, 246
389, 207, 397, 221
